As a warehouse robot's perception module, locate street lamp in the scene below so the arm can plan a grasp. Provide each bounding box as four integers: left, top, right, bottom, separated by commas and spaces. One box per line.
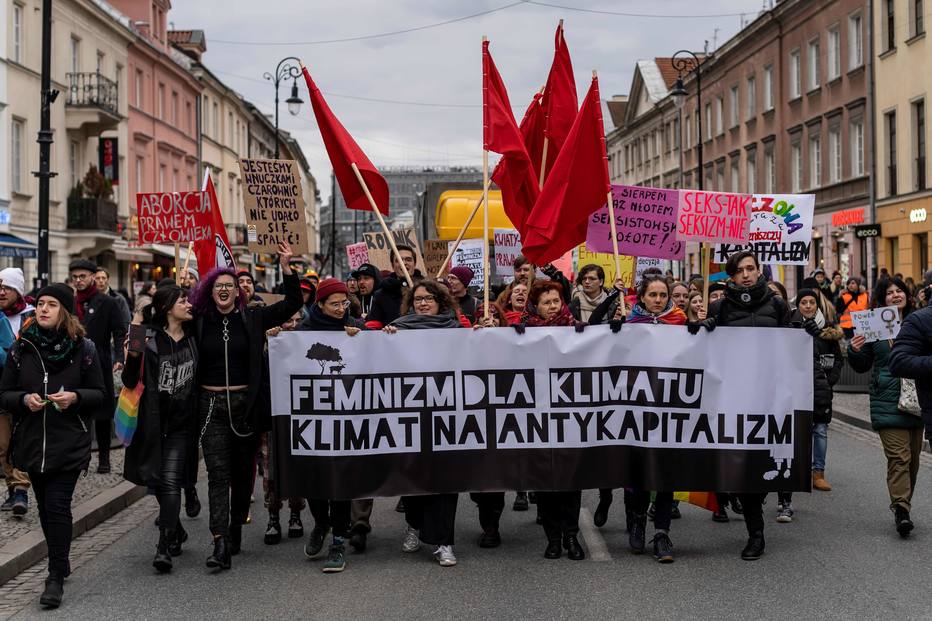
671, 50, 703, 190
264, 56, 304, 159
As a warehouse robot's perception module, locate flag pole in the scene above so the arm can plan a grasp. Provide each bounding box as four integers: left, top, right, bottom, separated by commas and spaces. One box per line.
481, 35, 491, 321
537, 20, 563, 191
181, 241, 194, 282
350, 162, 413, 287
701, 243, 711, 310
174, 243, 182, 285
606, 190, 621, 281
435, 179, 491, 279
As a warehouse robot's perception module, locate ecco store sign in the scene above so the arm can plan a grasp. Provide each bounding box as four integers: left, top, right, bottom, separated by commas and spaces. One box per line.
910, 208, 928, 223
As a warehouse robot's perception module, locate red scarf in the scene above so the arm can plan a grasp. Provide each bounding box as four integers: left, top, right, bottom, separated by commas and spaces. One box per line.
3, 296, 26, 317
75, 287, 98, 322
525, 303, 576, 327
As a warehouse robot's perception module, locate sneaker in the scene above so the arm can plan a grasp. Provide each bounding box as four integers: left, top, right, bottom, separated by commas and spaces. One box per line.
434, 545, 457, 567
322, 544, 346, 573
402, 526, 420, 553
512, 492, 529, 512
11, 489, 27, 517
304, 526, 329, 559
395, 498, 406, 513
670, 502, 681, 520
288, 512, 304, 539
264, 517, 282, 545
0, 489, 13, 512
629, 515, 646, 554
712, 508, 729, 523
894, 506, 914, 537
652, 532, 674, 563
776, 504, 794, 523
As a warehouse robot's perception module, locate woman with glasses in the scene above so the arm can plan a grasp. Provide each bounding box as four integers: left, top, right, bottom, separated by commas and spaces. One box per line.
383, 280, 464, 567
188, 243, 302, 572
570, 264, 608, 322
296, 278, 365, 573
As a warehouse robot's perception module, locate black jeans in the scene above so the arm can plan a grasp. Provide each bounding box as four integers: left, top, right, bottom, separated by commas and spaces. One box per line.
738, 493, 765, 535
95, 419, 111, 465
157, 432, 188, 532
537, 490, 581, 541
199, 391, 260, 537
628, 490, 674, 531
308, 499, 351, 538
31, 470, 80, 576
470, 492, 504, 531
404, 494, 458, 546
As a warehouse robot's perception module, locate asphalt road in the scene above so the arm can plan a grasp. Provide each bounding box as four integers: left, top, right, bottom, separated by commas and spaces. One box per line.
10, 421, 932, 620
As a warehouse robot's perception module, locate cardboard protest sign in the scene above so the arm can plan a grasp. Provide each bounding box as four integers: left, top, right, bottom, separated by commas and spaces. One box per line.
494, 229, 522, 280
240, 158, 309, 255
676, 190, 752, 244
586, 185, 684, 260
448, 238, 485, 288
135, 191, 212, 244
576, 244, 635, 287
362, 228, 426, 275
423, 239, 450, 278
257, 292, 286, 306
713, 194, 815, 265
346, 242, 369, 271
851, 307, 902, 343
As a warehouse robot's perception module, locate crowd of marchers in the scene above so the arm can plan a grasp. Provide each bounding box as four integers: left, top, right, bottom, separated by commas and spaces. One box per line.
1, 242, 932, 610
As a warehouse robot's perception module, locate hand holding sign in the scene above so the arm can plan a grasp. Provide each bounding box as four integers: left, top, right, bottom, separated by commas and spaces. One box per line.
851, 306, 901, 343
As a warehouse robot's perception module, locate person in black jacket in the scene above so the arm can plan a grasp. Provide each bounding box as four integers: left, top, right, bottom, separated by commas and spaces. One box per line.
188, 243, 302, 571
366, 245, 421, 327
69, 259, 127, 474
122, 285, 198, 574
889, 298, 932, 458
0, 284, 106, 609
351, 263, 381, 320
690, 251, 790, 561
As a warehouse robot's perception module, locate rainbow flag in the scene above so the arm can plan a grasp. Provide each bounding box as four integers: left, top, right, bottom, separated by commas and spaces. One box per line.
673, 491, 720, 513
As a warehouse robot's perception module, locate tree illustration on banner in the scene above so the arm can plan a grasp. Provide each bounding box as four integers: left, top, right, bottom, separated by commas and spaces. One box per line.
306, 343, 343, 374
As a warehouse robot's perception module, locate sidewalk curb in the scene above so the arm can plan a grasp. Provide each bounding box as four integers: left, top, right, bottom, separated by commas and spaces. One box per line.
834, 404, 932, 453
0, 480, 146, 587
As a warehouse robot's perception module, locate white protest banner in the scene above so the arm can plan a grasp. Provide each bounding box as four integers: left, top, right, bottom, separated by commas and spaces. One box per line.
494, 228, 522, 281
635, 257, 671, 284
346, 242, 369, 271
448, 238, 484, 287
713, 193, 815, 265
851, 306, 902, 343
269, 326, 813, 499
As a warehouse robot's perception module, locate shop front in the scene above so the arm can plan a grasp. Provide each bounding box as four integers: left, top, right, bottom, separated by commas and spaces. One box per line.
876, 194, 932, 281
807, 205, 870, 284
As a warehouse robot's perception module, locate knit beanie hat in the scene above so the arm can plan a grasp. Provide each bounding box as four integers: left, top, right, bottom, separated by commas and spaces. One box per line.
0, 268, 25, 297
37, 283, 76, 314
449, 266, 475, 289
315, 277, 348, 303
796, 288, 819, 305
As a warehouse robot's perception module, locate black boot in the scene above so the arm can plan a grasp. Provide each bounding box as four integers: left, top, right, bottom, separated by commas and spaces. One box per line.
184, 487, 201, 518
39, 572, 64, 608
229, 524, 242, 556
168, 522, 187, 557
478, 527, 502, 548
593, 490, 612, 528
153, 528, 173, 573
629, 514, 647, 554
895, 506, 914, 537
205, 536, 232, 570
741, 531, 765, 560
544, 538, 562, 559
349, 524, 368, 552
265, 514, 282, 545
563, 534, 585, 561
512, 492, 529, 511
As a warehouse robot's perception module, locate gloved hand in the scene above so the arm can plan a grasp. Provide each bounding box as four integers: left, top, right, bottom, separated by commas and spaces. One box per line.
574, 321, 586, 333
609, 317, 625, 333
687, 318, 716, 335
803, 318, 821, 337
512, 323, 526, 335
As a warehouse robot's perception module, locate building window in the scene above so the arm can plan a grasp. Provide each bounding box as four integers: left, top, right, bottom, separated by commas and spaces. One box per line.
228, 112, 233, 146
69, 140, 79, 190
186, 102, 193, 133
915, 100, 926, 190
916, 0, 926, 36
809, 135, 822, 188
763, 66, 774, 110
673, 117, 680, 149
717, 165, 725, 191
791, 143, 803, 193
70, 37, 80, 74
828, 127, 842, 183
730, 158, 740, 193
135, 69, 143, 107
705, 103, 712, 141
136, 157, 144, 192
885, 0, 896, 51
807, 39, 820, 90
789, 51, 801, 99
157, 83, 165, 119
11, 119, 24, 194
746, 76, 756, 119
213, 102, 219, 137
171, 92, 178, 125
850, 118, 865, 176
764, 148, 775, 193
730, 86, 739, 127
886, 111, 898, 195
12, 4, 23, 63
849, 13, 864, 69
715, 97, 724, 135
96, 50, 105, 74
746, 152, 757, 194
828, 27, 841, 80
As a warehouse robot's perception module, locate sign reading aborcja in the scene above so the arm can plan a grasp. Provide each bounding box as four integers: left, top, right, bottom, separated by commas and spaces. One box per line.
269, 326, 814, 499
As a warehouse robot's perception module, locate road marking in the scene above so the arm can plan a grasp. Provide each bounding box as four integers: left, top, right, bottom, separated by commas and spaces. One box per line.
578, 507, 613, 562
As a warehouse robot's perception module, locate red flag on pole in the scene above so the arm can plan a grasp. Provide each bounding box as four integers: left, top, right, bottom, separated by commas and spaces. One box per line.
520, 75, 610, 266
516, 91, 546, 175
302, 66, 389, 215
541, 22, 577, 169
193, 170, 236, 271
484, 41, 539, 237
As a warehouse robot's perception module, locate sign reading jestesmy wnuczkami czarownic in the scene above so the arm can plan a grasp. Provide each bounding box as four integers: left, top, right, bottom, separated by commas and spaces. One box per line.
269, 326, 814, 499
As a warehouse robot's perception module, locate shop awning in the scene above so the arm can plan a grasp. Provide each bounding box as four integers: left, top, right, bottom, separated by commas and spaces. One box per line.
151, 244, 197, 265
114, 246, 154, 262
0, 234, 37, 259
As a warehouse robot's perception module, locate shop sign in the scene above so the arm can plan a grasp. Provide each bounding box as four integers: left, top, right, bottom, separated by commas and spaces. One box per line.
831, 208, 865, 227
854, 224, 882, 239
910, 208, 928, 223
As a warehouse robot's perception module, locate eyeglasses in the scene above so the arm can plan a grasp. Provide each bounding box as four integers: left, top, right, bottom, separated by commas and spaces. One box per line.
70, 273, 91, 281
326, 300, 351, 309
413, 295, 436, 304
213, 283, 236, 291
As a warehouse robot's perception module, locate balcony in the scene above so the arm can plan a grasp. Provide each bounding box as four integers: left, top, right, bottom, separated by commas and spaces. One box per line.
65, 72, 121, 132
67, 197, 118, 233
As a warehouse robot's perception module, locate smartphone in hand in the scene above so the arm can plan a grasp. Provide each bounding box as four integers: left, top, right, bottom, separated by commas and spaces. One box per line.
127, 324, 147, 354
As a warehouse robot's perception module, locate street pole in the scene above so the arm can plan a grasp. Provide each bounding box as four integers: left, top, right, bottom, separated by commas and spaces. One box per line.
330, 172, 336, 275
33, 0, 58, 290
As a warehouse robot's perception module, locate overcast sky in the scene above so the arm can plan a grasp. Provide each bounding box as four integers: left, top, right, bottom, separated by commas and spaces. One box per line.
169, 0, 765, 202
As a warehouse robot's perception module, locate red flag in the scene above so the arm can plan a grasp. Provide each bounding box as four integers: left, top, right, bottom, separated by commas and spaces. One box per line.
541, 22, 577, 174
484, 40, 539, 236
303, 66, 388, 215
517, 91, 546, 176
521, 76, 610, 266
193, 172, 236, 272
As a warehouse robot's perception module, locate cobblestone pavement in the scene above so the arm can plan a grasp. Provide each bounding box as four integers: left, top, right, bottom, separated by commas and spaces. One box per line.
0, 449, 126, 542
833, 391, 869, 418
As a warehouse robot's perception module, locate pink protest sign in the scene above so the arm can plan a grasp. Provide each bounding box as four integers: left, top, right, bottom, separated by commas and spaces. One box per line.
585, 185, 683, 260
346, 242, 369, 270
675, 189, 752, 244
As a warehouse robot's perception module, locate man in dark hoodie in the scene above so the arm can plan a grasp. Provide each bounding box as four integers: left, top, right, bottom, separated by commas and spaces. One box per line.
351, 263, 381, 320
366, 245, 421, 327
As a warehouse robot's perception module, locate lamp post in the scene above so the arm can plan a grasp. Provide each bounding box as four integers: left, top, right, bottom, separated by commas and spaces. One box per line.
263, 56, 304, 160
670, 50, 703, 191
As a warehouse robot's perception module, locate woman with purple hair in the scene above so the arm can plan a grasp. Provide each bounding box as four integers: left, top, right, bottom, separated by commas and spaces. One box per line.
190, 242, 302, 571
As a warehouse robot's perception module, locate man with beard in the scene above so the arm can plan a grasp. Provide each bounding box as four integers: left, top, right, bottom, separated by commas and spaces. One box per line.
69, 259, 127, 473
94, 268, 131, 325
236, 270, 264, 307
351, 263, 381, 320
366, 245, 420, 327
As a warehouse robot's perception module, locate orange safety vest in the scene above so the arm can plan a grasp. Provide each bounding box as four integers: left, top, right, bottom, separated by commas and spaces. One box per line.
839, 291, 869, 329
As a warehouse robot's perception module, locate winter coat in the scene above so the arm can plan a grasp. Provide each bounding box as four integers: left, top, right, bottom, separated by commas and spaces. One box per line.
0, 307, 34, 366
121, 328, 198, 487
709, 277, 790, 328
456, 293, 479, 322
588, 289, 626, 326
790, 311, 844, 423
78, 289, 128, 417
626, 300, 687, 325
193, 271, 303, 433
0, 335, 106, 474
367, 273, 414, 327
299, 304, 366, 332
848, 338, 923, 431
888, 306, 932, 435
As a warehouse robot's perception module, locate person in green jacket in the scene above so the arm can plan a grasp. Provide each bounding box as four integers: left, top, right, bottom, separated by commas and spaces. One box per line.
847, 276, 922, 538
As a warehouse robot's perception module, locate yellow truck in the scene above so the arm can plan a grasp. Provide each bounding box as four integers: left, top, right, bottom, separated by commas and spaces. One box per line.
433, 190, 513, 240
